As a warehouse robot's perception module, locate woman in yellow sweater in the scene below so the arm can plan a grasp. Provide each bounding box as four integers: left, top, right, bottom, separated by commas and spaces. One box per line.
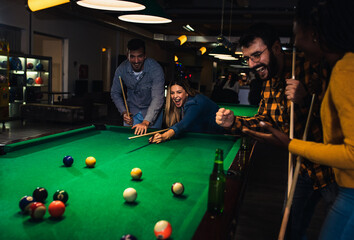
242, 0, 354, 239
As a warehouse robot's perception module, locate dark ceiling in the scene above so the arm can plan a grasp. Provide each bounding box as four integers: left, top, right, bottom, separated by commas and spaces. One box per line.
47, 0, 297, 39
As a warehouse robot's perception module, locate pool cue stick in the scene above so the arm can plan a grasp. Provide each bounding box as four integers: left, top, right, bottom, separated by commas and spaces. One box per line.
119, 76, 130, 117
278, 93, 316, 240
128, 128, 169, 140
287, 47, 296, 197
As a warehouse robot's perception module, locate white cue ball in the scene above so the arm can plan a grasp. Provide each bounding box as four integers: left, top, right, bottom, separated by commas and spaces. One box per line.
123, 188, 137, 202
171, 182, 184, 196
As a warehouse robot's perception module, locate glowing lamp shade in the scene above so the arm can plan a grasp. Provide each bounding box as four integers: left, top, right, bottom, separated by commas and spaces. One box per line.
76, 0, 145, 11
27, 0, 70, 12
118, 0, 171, 24
174, 35, 187, 46
174, 56, 178, 62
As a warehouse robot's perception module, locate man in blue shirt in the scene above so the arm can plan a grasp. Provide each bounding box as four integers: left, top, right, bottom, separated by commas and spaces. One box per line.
111, 39, 165, 135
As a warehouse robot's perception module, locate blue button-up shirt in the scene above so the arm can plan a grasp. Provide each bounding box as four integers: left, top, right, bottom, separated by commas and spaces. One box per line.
171, 94, 225, 136
111, 58, 165, 124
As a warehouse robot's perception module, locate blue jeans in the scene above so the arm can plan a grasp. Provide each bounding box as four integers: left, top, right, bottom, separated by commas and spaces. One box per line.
290, 172, 338, 240
319, 187, 354, 240
124, 111, 163, 129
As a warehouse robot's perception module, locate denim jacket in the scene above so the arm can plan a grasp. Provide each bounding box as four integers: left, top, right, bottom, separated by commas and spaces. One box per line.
170, 94, 225, 137
111, 58, 165, 124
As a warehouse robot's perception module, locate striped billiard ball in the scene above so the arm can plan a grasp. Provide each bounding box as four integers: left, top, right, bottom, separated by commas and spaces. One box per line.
29, 202, 46, 220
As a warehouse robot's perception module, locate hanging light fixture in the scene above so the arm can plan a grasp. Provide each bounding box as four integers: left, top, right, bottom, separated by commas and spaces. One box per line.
118, 0, 172, 24
27, 0, 70, 12
76, 0, 145, 11
208, 0, 232, 58
174, 35, 187, 46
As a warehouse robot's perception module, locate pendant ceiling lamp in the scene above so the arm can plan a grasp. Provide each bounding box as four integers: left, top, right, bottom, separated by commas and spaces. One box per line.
118, 0, 172, 24
76, 0, 145, 11
208, 0, 231, 57
27, 0, 70, 12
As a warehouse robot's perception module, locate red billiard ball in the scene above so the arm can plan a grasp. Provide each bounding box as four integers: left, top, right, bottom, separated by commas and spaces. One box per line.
154, 220, 172, 239
48, 201, 65, 218
171, 182, 184, 196
33, 187, 48, 203
19, 196, 35, 213
63, 156, 74, 167
29, 202, 46, 220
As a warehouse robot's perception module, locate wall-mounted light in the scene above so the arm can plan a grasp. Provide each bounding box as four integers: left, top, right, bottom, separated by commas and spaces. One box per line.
102, 48, 107, 52
174, 56, 178, 62
174, 35, 187, 46
27, 0, 70, 12
197, 47, 207, 56
76, 0, 145, 11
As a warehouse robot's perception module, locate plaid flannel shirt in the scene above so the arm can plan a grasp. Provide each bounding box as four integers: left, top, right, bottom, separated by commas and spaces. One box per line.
229, 52, 335, 189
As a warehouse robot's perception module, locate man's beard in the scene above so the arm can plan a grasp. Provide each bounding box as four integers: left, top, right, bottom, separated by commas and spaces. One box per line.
251, 52, 279, 80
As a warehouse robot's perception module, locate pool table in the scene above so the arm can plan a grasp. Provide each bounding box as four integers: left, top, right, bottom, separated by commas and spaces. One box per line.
218, 103, 259, 117
0, 105, 259, 240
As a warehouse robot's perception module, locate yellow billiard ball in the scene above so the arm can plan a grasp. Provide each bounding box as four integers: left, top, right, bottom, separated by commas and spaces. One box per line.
85, 156, 96, 168
123, 188, 137, 202
130, 168, 142, 180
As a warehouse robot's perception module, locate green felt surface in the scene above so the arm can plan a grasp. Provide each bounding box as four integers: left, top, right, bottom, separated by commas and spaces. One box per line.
0, 125, 242, 240
218, 104, 258, 117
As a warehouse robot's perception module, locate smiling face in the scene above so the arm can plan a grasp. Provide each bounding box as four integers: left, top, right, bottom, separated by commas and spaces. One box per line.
127, 47, 146, 72
170, 84, 189, 108
242, 38, 272, 80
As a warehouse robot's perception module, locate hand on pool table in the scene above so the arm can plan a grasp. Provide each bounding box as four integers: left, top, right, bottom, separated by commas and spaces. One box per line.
215, 108, 235, 128
123, 111, 133, 125
132, 120, 150, 135
242, 121, 290, 149
149, 129, 175, 144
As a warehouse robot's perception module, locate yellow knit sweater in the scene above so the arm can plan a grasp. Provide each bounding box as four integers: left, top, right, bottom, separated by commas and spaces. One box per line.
289, 52, 354, 188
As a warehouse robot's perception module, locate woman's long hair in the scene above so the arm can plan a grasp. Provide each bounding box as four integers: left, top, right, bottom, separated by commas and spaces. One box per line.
164, 78, 198, 127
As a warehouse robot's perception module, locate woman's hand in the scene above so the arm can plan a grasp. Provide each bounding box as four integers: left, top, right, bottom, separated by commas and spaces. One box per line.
149, 129, 175, 144
242, 121, 291, 149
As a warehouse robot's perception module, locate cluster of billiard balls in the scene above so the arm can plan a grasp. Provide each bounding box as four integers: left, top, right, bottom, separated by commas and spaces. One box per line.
120, 168, 184, 239
19, 187, 69, 220
63, 155, 96, 168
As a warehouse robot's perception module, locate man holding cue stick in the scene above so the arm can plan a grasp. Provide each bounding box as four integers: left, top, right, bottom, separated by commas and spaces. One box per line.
111, 38, 165, 135
216, 22, 336, 239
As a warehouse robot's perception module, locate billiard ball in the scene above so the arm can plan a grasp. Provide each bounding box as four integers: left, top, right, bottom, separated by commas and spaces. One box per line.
29, 202, 46, 220
35, 77, 43, 84
33, 187, 48, 203
63, 156, 74, 167
120, 234, 137, 240
19, 196, 35, 213
130, 168, 142, 180
48, 200, 65, 218
171, 182, 184, 196
154, 220, 172, 239
85, 156, 96, 168
53, 190, 69, 204
123, 188, 137, 203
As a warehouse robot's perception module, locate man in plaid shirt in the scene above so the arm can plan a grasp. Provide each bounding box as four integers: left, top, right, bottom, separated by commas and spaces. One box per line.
216, 23, 337, 239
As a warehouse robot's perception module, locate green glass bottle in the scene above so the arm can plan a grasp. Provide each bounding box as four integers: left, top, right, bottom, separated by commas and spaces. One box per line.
207, 148, 226, 214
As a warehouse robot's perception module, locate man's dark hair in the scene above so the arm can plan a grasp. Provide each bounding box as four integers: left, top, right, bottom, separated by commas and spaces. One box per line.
239, 23, 280, 49
127, 38, 146, 53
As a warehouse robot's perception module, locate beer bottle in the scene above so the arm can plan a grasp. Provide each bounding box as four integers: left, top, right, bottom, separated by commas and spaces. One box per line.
207, 148, 226, 214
